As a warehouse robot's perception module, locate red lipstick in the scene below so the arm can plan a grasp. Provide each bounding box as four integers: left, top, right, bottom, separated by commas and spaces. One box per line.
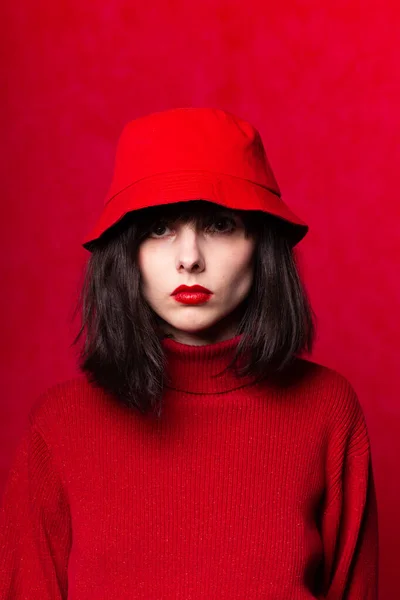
171, 285, 213, 305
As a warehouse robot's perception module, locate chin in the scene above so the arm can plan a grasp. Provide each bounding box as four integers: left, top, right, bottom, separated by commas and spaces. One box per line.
169, 315, 223, 334
173, 322, 217, 334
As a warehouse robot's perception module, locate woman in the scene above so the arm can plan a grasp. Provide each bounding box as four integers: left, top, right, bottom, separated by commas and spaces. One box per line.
0, 108, 378, 598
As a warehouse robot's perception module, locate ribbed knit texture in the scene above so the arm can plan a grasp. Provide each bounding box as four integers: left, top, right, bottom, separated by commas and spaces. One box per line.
0, 334, 378, 599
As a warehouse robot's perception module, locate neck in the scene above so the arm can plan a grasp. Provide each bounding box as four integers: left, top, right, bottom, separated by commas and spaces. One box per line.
161, 334, 258, 394
161, 328, 238, 347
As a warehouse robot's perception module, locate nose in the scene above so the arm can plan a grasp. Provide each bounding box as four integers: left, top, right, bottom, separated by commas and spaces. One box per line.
175, 225, 205, 273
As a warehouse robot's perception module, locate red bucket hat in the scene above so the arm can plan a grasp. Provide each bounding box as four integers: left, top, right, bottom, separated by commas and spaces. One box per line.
82, 107, 308, 250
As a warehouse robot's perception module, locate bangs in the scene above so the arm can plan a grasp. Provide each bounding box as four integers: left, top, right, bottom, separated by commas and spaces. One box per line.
134, 199, 259, 239
89, 198, 294, 252
137, 199, 237, 224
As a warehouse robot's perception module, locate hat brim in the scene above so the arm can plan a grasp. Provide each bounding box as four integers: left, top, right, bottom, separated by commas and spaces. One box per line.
82, 170, 308, 250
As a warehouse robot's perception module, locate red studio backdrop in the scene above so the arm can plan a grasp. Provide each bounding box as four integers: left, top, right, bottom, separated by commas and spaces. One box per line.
1, 1, 399, 597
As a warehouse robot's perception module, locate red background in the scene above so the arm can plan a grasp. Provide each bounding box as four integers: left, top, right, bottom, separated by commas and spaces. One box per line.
1, 1, 399, 597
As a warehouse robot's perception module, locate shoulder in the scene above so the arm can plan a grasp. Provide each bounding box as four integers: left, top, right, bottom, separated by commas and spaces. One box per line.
28, 375, 109, 435
289, 356, 367, 429
286, 355, 357, 394
298, 361, 373, 462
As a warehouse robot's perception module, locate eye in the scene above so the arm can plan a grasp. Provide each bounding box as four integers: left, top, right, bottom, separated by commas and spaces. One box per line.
205, 216, 237, 234
148, 220, 172, 238
146, 215, 238, 238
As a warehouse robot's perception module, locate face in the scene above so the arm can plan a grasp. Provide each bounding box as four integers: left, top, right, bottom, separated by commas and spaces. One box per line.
137, 202, 257, 345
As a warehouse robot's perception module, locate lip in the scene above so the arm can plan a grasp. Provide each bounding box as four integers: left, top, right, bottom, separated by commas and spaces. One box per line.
171, 285, 213, 306
171, 285, 213, 295
173, 293, 212, 305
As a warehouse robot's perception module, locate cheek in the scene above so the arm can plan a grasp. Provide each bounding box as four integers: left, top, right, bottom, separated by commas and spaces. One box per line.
137, 246, 165, 292
219, 241, 256, 288
137, 248, 147, 284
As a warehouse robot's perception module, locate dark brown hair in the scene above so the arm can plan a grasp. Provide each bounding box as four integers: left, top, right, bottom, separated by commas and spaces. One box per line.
73, 200, 316, 418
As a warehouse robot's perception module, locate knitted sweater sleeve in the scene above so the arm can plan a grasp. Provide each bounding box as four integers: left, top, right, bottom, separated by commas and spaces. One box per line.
320, 382, 379, 599
0, 415, 71, 599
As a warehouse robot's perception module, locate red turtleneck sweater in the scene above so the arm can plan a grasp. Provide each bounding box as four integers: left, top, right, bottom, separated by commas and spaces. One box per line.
0, 335, 378, 599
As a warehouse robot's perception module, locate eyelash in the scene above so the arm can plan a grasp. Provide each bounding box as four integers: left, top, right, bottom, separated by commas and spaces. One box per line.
148, 216, 237, 238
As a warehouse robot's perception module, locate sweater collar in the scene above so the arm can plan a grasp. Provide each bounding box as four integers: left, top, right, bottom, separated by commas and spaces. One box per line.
161, 334, 258, 394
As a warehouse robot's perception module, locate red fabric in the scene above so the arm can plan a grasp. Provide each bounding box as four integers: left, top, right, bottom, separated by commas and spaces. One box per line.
0, 335, 378, 599
82, 108, 309, 249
